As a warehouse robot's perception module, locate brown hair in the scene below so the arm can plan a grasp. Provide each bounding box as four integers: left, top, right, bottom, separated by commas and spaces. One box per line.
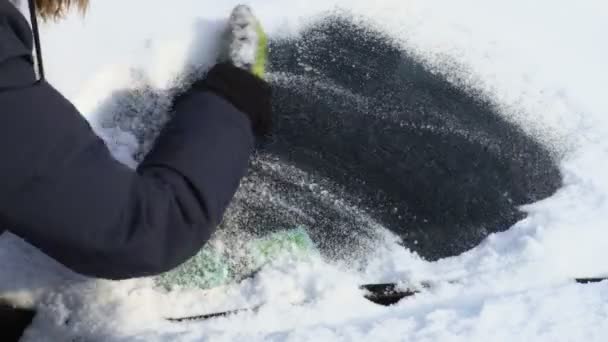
35, 0, 89, 20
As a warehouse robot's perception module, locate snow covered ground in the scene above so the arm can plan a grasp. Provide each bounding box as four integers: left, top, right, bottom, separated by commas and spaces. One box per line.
1, 0, 608, 340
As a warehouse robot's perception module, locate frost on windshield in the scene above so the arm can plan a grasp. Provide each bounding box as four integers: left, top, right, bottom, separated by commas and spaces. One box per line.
96, 15, 560, 290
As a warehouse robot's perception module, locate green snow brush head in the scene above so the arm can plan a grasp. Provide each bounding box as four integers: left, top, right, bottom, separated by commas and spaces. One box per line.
155, 227, 317, 290
247, 227, 316, 269
220, 4, 268, 79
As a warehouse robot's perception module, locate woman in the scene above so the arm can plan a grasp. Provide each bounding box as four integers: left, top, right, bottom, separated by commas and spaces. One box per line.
0, 0, 271, 280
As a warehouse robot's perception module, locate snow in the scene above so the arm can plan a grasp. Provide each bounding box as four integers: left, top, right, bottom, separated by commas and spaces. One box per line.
1, 0, 608, 340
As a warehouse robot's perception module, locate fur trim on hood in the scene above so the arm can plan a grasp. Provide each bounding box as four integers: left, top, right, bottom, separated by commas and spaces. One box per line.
36, 0, 88, 19
10, 0, 88, 20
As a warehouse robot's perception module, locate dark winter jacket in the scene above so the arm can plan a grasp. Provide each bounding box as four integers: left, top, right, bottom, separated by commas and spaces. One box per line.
0, 0, 265, 279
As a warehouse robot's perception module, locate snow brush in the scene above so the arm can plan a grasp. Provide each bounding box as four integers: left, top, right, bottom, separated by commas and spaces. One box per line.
155, 227, 316, 290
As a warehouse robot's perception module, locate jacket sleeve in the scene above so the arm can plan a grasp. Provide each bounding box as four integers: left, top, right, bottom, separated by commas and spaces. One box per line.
0, 74, 254, 280
0, 3, 254, 279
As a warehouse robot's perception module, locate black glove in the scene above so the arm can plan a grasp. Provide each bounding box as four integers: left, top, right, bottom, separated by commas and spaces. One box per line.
185, 63, 272, 137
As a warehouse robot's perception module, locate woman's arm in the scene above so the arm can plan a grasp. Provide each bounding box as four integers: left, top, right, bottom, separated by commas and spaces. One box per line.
0, 79, 254, 279
0, 0, 264, 279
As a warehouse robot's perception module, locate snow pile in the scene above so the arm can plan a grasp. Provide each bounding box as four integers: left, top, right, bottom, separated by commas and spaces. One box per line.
1, 0, 607, 341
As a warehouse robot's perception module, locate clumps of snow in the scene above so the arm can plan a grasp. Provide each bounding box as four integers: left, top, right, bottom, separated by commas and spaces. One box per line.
222, 5, 261, 70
